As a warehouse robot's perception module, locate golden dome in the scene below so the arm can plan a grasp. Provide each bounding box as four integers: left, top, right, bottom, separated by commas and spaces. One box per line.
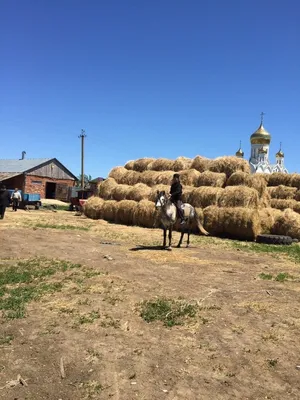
276, 149, 284, 158
235, 148, 244, 158
250, 122, 271, 145
258, 147, 268, 154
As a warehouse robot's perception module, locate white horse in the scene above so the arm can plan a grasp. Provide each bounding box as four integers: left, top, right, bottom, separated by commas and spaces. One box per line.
155, 190, 209, 249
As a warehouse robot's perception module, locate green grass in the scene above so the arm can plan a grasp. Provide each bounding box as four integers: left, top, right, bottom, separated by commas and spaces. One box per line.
34, 223, 90, 231
259, 273, 273, 280
258, 272, 295, 282
140, 298, 197, 327
0, 258, 81, 319
77, 310, 100, 325
0, 333, 14, 345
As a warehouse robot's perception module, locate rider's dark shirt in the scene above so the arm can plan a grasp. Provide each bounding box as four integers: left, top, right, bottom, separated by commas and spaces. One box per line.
170, 182, 182, 202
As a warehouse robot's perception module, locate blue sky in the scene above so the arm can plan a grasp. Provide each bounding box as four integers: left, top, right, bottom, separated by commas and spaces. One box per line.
1, 0, 299, 177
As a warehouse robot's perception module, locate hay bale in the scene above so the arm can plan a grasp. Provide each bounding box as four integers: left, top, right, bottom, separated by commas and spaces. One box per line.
127, 183, 151, 202
155, 171, 175, 185
102, 200, 117, 222
259, 191, 271, 208
124, 160, 134, 170
115, 200, 136, 225
267, 185, 298, 200
295, 190, 300, 202
198, 171, 226, 188
137, 171, 160, 186
267, 173, 292, 187
148, 158, 175, 171
149, 185, 169, 202
227, 171, 267, 196
111, 184, 131, 201
108, 167, 128, 182
258, 208, 282, 234
133, 200, 157, 228
83, 196, 104, 219
189, 187, 223, 208
99, 178, 117, 200
173, 157, 193, 171
191, 156, 211, 172
208, 156, 251, 177
132, 158, 155, 172
291, 174, 300, 189
270, 199, 297, 211
203, 206, 261, 241
119, 170, 141, 186
218, 186, 259, 208
272, 209, 300, 240
182, 186, 195, 203
179, 169, 201, 186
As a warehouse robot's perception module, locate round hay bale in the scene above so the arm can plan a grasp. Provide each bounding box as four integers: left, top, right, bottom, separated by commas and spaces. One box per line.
259, 191, 271, 208
108, 166, 128, 182
178, 169, 201, 186
148, 158, 175, 171
133, 200, 157, 228
291, 174, 300, 189
218, 186, 259, 208
191, 156, 211, 172
173, 157, 193, 172
182, 186, 194, 203
271, 208, 300, 240
102, 200, 117, 222
189, 187, 223, 208
198, 171, 226, 188
124, 160, 134, 170
268, 173, 292, 187
127, 183, 151, 202
203, 206, 261, 241
149, 185, 169, 202
99, 178, 117, 200
295, 190, 300, 202
119, 170, 141, 186
267, 185, 298, 200
115, 200, 137, 225
227, 171, 267, 196
132, 158, 156, 172
270, 199, 297, 211
155, 171, 175, 185
138, 171, 161, 186
208, 156, 251, 177
111, 184, 131, 201
258, 208, 282, 234
83, 196, 104, 219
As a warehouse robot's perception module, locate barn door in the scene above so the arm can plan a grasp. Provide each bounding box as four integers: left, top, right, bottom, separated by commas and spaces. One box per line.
55, 183, 69, 201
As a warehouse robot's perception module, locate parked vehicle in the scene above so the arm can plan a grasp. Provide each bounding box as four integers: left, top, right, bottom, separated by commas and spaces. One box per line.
7, 190, 42, 209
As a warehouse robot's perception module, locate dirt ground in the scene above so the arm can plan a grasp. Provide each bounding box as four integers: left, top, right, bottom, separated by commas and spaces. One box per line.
0, 209, 300, 400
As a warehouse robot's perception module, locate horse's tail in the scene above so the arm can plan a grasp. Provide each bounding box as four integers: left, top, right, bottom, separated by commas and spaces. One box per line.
195, 210, 209, 236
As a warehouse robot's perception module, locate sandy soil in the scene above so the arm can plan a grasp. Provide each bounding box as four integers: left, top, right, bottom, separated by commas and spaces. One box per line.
0, 209, 299, 400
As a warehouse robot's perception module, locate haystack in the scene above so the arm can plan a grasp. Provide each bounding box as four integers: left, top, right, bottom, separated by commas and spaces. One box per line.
111, 184, 130, 201
155, 171, 175, 185
267, 173, 292, 187
99, 178, 117, 200
124, 160, 134, 170
119, 170, 141, 186
270, 199, 298, 211
132, 200, 157, 228
149, 185, 170, 202
267, 185, 298, 200
148, 158, 175, 171
258, 208, 282, 234
291, 174, 300, 189
227, 171, 267, 196
132, 158, 155, 172
218, 186, 259, 208
191, 156, 211, 172
83, 196, 104, 219
198, 171, 226, 188
208, 156, 251, 178
272, 209, 300, 240
295, 190, 300, 202
102, 200, 117, 222
115, 200, 136, 225
189, 187, 223, 208
173, 157, 193, 171
203, 206, 261, 240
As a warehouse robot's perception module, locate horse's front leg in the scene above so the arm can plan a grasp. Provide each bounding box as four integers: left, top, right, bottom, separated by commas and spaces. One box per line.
163, 228, 167, 248
177, 231, 184, 248
186, 226, 191, 248
168, 227, 172, 248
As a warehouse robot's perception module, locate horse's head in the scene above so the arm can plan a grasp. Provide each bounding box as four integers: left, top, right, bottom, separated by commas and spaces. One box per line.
155, 190, 168, 209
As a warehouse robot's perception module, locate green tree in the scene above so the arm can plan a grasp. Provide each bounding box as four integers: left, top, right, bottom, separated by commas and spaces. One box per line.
76, 174, 92, 188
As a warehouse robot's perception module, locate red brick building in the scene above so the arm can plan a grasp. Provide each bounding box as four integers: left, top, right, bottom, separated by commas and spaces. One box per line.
0, 156, 77, 201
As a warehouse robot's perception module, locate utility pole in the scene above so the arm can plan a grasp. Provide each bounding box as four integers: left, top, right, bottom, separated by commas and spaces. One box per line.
78, 129, 87, 190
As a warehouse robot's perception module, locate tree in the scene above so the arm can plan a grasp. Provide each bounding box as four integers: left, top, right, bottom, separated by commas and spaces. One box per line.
76, 174, 92, 188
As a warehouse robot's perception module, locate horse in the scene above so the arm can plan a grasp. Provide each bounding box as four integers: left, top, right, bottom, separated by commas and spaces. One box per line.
155, 190, 209, 249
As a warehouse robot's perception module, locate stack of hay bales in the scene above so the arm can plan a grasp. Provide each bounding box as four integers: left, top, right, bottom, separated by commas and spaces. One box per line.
83, 156, 300, 241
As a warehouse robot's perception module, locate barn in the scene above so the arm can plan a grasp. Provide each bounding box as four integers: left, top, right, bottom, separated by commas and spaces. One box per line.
0, 155, 77, 201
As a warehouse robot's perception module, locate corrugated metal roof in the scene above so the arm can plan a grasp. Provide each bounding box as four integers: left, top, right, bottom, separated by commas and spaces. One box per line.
0, 172, 22, 181
0, 158, 52, 173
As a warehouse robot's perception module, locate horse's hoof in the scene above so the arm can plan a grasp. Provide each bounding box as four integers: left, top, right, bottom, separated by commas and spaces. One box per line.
166, 246, 172, 251
176, 245, 181, 248
186, 245, 190, 248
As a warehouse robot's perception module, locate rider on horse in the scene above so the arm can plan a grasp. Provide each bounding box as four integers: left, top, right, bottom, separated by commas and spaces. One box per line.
170, 173, 185, 224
